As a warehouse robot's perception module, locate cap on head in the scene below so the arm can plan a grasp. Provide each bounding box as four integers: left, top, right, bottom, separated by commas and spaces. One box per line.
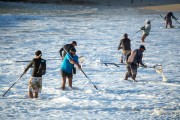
70, 47, 76, 52
35, 50, 42, 56
72, 41, 77, 46
124, 33, 128, 38
146, 19, 150, 24
139, 45, 146, 50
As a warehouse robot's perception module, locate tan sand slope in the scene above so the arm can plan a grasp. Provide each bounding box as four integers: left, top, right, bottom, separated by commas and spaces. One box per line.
143, 4, 180, 11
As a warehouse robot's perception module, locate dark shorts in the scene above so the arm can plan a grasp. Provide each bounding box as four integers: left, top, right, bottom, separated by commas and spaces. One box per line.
61, 70, 73, 78
126, 63, 138, 76
144, 33, 149, 36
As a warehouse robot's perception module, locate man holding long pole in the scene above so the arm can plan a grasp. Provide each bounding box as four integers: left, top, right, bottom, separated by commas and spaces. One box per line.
2, 50, 46, 98
165, 12, 178, 28
118, 33, 131, 63
24, 50, 46, 98
59, 41, 77, 60
60, 48, 81, 90
140, 19, 151, 42
125, 45, 147, 81
61, 47, 98, 90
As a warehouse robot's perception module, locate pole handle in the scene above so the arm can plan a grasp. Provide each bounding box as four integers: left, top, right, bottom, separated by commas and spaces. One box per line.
80, 69, 98, 90
2, 73, 24, 97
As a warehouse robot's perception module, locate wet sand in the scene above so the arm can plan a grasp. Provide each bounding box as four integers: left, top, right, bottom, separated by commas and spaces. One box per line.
142, 4, 180, 11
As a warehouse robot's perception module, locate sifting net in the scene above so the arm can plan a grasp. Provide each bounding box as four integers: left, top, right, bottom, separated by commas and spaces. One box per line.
154, 65, 167, 81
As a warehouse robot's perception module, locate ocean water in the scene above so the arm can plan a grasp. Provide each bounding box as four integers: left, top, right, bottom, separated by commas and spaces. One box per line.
0, 2, 180, 119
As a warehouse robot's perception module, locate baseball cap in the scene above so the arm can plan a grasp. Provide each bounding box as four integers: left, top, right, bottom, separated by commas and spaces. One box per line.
139, 45, 146, 50
72, 41, 77, 46
146, 19, 150, 24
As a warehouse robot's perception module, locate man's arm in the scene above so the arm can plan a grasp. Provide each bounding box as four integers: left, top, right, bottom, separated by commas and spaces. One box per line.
139, 54, 147, 67
140, 26, 145, 30
24, 60, 34, 73
118, 40, 122, 50
68, 55, 81, 69
70, 59, 81, 69
59, 47, 64, 58
172, 15, 177, 20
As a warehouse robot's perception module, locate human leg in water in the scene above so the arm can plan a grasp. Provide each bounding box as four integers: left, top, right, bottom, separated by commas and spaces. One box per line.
61, 77, 66, 90
68, 77, 73, 88
125, 64, 132, 80
132, 74, 137, 82
141, 34, 147, 42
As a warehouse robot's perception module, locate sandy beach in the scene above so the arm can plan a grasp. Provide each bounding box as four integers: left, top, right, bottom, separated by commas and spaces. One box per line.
0, 0, 180, 11
142, 4, 180, 11
2, 0, 180, 12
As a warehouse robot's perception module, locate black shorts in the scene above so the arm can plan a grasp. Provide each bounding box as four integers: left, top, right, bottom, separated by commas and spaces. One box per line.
144, 33, 149, 36
61, 70, 73, 78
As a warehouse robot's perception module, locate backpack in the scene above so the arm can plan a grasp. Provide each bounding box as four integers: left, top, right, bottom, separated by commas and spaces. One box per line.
127, 49, 138, 63
37, 59, 46, 75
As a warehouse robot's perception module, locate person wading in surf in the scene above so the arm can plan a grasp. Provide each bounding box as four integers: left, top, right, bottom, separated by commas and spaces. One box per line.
23, 50, 46, 98
118, 33, 131, 63
60, 48, 81, 90
125, 45, 147, 81
59, 41, 77, 75
165, 12, 178, 28
59, 41, 77, 59
140, 19, 151, 42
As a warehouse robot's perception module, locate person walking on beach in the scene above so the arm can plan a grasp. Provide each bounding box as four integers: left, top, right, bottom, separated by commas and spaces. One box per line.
60, 48, 81, 90
165, 12, 178, 28
23, 50, 46, 98
140, 19, 151, 42
118, 33, 131, 63
59, 41, 77, 59
125, 45, 147, 82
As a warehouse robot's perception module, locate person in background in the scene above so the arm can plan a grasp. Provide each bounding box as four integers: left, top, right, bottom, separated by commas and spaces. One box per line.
140, 19, 151, 42
23, 50, 46, 98
165, 12, 178, 28
125, 45, 147, 82
59, 41, 77, 59
60, 48, 81, 90
118, 33, 131, 63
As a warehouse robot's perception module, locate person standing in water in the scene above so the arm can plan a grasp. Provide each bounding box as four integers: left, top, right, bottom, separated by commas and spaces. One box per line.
165, 12, 178, 28
125, 45, 147, 81
59, 41, 77, 59
60, 48, 81, 90
24, 50, 46, 98
140, 19, 151, 42
118, 33, 131, 63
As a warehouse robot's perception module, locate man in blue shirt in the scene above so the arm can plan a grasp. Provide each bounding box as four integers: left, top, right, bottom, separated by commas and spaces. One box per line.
61, 48, 81, 90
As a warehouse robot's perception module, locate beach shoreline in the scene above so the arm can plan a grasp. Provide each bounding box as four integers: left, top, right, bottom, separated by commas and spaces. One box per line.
142, 4, 180, 12
0, 0, 180, 11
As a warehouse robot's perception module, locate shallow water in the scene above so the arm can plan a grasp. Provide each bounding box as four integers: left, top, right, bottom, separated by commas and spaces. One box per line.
0, 2, 180, 120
